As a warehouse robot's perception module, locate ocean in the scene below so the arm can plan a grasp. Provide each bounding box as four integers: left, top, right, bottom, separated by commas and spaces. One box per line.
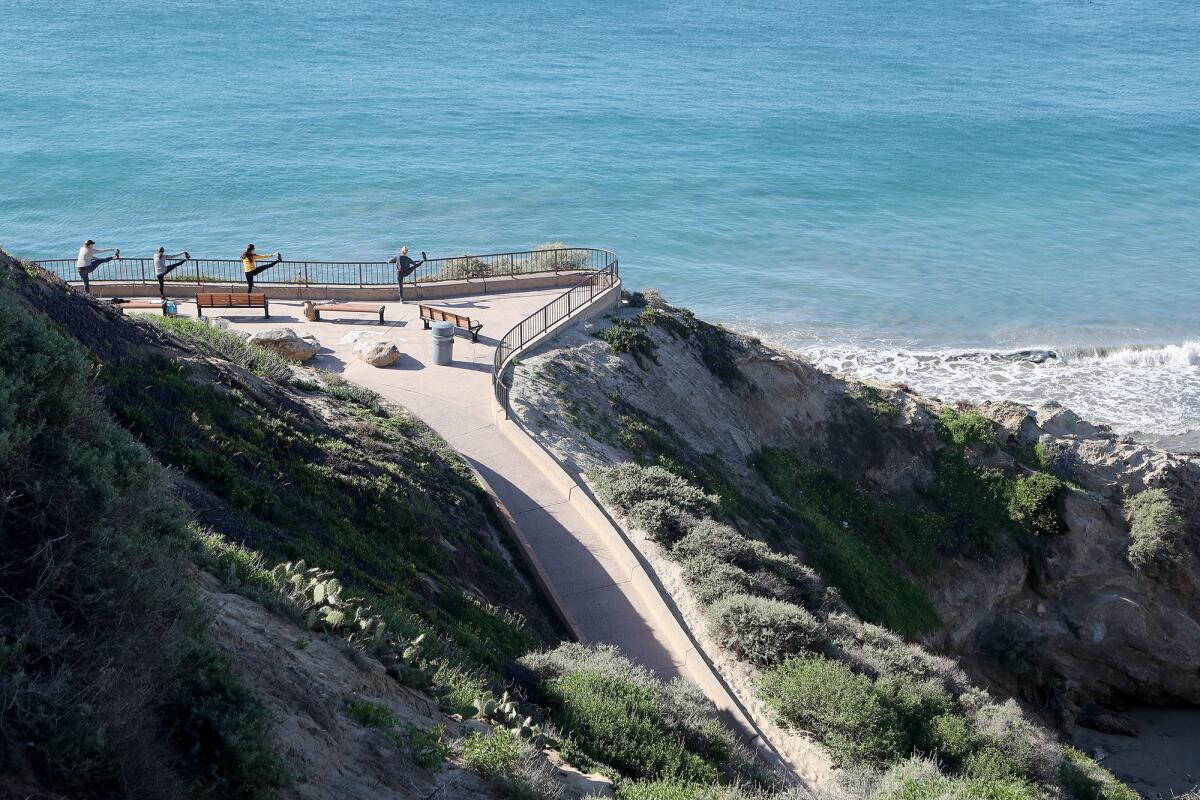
2, 0, 1197, 448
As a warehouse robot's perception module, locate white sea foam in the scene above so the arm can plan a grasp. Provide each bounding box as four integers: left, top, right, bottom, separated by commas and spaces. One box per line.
756, 336, 1200, 452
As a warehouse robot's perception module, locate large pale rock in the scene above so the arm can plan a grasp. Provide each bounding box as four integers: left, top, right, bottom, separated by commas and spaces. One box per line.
356, 338, 401, 367
248, 327, 319, 362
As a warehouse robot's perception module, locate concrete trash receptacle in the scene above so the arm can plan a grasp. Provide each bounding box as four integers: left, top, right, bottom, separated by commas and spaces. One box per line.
431, 321, 454, 365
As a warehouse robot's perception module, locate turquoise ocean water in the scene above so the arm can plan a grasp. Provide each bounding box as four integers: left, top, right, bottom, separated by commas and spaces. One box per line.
2, 1, 1198, 446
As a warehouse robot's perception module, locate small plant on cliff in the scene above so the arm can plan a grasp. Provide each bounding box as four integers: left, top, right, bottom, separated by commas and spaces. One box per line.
1007, 472, 1068, 536
706, 594, 825, 666
596, 317, 657, 365
1125, 488, 1187, 573
938, 406, 995, 447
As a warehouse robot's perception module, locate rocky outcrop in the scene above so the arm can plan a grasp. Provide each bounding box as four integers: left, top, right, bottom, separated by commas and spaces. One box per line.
249, 327, 320, 361
509, 306, 1200, 727
356, 338, 401, 367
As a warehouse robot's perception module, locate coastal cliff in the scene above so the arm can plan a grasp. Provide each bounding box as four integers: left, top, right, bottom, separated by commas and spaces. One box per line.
508, 291, 1199, 793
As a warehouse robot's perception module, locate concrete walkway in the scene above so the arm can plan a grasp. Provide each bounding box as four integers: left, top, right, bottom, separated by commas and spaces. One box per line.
171, 290, 803, 782
194, 292, 682, 672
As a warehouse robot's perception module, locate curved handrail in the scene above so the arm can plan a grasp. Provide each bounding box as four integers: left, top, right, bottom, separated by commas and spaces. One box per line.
33, 247, 613, 289
491, 251, 619, 418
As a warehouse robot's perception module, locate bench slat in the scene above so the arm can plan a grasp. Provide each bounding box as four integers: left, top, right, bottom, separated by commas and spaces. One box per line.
417, 304, 483, 342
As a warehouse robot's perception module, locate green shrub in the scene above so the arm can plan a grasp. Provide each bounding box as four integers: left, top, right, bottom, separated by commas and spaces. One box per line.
521, 644, 762, 786
466, 727, 563, 799
758, 655, 906, 765
191, 525, 279, 597
962, 746, 1026, 782
938, 407, 995, 447
672, 520, 825, 609
970, 700, 1062, 784
1007, 472, 1067, 536
547, 670, 719, 784
590, 463, 719, 518
1125, 488, 1186, 573
462, 728, 523, 777
162, 641, 284, 797
627, 499, 694, 545
827, 615, 969, 696
597, 318, 657, 364
1058, 745, 1139, 800
679, 555, 758, 605
149, 315, 293, 384
403, 724, 450, 771
705, 595, 825, 666
347, 697, 396, 727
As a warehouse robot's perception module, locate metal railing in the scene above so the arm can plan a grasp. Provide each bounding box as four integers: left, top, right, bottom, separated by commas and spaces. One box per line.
33, 247, 611, 290
492, 252, 620, 418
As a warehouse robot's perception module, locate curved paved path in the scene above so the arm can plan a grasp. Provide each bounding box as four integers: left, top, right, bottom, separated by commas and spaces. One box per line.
179, 290, 810, 784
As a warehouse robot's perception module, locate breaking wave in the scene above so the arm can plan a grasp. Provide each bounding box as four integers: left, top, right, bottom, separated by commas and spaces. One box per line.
765, 337, 1200, 452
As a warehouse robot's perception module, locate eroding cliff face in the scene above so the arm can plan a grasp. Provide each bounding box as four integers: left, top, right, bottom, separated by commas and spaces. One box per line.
510, 304, 1200, 725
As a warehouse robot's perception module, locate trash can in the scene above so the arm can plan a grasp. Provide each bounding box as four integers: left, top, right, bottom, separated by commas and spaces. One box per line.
431, 321, 455, 365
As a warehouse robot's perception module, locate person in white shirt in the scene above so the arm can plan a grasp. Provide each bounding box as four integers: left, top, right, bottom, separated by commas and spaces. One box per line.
154, 247, 190, 297
388, 246, 427, 302
76, 240, 120, 293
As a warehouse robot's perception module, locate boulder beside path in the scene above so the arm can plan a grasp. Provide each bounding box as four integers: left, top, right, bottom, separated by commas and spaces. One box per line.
249, 328, 320, 362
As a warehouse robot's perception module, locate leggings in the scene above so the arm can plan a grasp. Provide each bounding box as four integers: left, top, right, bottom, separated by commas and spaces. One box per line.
396, 260, 424, 301
156, 260, 188, 296
78, 256, 116, 293
244, 259, 281, 293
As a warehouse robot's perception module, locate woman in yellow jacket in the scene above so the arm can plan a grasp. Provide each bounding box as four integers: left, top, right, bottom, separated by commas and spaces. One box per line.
241, 244, 282, 293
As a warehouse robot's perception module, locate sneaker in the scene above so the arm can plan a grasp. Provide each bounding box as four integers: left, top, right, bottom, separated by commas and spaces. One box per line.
184, 251, 190, 259
115, 249, 121, 259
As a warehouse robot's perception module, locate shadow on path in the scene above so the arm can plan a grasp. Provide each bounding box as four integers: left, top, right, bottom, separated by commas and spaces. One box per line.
469, 458, 682, 681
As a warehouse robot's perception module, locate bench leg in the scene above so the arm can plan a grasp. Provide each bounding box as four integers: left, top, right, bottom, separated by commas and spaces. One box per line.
263, 300, 270, 318
423, 319, 430, 330
378, 309, 384, 324
197, 304, 203, 318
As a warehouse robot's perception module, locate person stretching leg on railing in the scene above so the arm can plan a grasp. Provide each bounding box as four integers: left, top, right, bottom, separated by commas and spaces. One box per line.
241, 244, 282, 294
389, 246, 427, 302
76, 239, 120, 294
154, 247, 190, 297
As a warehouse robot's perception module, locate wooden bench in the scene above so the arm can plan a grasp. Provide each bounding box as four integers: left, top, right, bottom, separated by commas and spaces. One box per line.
310, 302, 385, 323
418, 304, 483, 342
196, 292, 270, 318
111, 299, 170, 316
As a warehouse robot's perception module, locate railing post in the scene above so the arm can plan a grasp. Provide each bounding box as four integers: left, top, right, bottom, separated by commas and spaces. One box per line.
358, 263, 363, 288
509, 253, 515, 277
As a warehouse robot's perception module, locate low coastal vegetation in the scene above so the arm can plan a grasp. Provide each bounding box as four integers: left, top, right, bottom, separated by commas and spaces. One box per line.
1, 255, 802, 799
1124, 488, 1187, 574
0, 287, 282, 796
591, 461, 1132, 800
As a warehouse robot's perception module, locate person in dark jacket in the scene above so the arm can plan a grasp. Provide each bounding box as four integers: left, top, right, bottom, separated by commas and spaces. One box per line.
389, 246, 426, 302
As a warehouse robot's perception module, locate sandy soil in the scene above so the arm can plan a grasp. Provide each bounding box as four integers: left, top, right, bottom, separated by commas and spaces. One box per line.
1074, 709, 1200, 799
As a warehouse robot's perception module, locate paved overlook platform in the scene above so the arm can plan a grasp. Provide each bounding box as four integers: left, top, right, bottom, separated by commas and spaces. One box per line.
116, 286, 811, 784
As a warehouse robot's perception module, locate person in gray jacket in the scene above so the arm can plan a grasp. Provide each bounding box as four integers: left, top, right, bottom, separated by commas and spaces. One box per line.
154, 247, 190, 297
76, 239, 120, 293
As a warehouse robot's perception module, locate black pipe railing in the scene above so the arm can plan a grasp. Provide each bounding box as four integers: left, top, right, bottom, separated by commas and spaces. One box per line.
33, 247, 610, 290
491, 253, 619, 419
